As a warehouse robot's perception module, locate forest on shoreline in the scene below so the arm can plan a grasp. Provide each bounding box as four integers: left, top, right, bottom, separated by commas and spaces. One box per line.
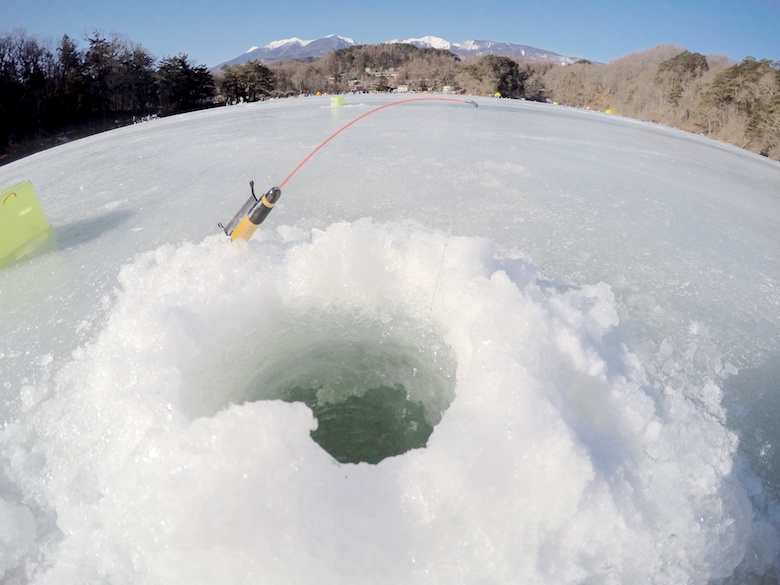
2, 29, 778, 163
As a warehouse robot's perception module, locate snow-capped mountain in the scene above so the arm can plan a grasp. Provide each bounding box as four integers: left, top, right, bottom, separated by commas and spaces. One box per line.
218, 35, 357, 67
388, 36, 578, 64
216, 35, 579, 68
386, 36, 457, 51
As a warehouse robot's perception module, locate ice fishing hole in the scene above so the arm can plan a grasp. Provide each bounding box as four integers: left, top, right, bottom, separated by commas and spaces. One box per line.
242, 315, 457, 464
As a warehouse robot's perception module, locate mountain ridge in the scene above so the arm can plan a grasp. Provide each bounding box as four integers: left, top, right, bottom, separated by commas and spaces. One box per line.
216, 34, 580, 68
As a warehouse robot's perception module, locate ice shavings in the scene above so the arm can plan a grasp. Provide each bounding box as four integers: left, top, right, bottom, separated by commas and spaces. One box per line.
4, 220, 759, 584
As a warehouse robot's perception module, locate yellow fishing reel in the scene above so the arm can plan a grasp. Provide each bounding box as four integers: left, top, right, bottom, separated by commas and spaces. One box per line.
221, 182, 281, 241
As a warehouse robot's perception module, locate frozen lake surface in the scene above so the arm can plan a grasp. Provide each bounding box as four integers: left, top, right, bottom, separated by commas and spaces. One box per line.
1, 95, 779, 583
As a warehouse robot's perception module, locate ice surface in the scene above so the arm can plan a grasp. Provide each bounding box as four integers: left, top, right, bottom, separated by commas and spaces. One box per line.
0, 95, 779, 583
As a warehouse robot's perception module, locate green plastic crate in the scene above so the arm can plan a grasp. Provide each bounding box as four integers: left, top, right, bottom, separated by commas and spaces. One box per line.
0, 181, 53, 267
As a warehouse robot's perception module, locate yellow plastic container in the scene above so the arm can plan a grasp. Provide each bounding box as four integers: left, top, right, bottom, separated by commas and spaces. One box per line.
331, 95, 345, 106
0, 181, 53, 267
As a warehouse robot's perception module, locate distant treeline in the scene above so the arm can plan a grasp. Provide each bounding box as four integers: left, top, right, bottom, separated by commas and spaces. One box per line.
543, 46, 780, 159
266, 43, 549, 100
2, 29, 778, 162
267, 43, 779, 159
0, 29, 214, 160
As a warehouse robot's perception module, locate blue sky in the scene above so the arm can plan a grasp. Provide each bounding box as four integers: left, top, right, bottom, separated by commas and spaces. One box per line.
2, 0, 778, 67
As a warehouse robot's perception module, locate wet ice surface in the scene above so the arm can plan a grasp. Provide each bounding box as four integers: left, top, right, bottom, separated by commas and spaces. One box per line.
1, 95, 779, 583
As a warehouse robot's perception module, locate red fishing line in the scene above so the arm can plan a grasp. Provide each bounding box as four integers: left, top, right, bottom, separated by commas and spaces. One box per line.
279, 97, 477, 188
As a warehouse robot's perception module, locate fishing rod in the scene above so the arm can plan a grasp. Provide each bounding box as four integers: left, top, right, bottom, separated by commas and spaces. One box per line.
221, 96, 478, 242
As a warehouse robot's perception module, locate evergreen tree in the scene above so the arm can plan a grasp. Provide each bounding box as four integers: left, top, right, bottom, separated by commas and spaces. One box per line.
697, 56, 779, 143
83, 32, 118, 120
457, 55, 527, 97
53, 35, 86, 123
157, 54, 215, 114
121, 45, 157, 114
482, 55, 526, 97
220, 60, 274, 102
656, 50, 708, 80
219, 64, 242, 101
655, 51, 708, 107
7, 31, 57, 139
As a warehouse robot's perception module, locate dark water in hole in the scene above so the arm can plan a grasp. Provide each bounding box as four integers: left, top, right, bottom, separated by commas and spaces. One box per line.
282, 384, 434, 464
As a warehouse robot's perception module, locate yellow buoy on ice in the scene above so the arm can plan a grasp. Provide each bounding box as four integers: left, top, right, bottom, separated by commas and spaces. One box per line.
0, 181, 53, 267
